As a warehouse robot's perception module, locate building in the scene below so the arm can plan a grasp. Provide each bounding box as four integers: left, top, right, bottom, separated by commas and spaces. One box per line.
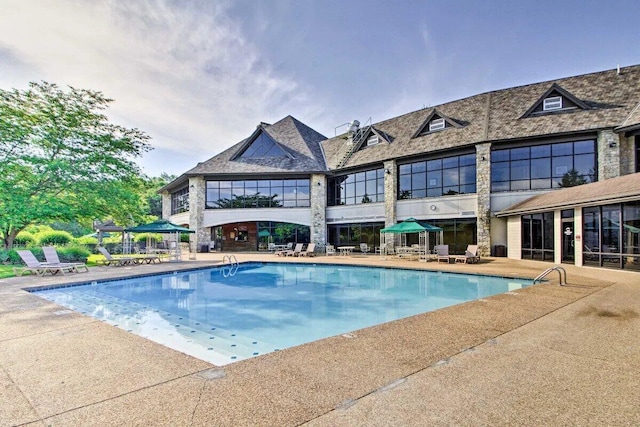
161, 64, 640, 271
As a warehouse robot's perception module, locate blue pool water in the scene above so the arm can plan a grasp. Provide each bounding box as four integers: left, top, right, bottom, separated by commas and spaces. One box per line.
33, 263, 531, 365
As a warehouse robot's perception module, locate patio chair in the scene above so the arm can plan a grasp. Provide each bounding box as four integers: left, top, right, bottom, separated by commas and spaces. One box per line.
454, 245, 480, 264
14, 250, 75, 276
284, 243, 304, 257
274, 242, 294, 256
360, 243, 370, 254
435, 245, 450, 263
42, 246, 89, 273
325, 244, 335, 256
96, 247, 139, 266
299, 243, 316, 257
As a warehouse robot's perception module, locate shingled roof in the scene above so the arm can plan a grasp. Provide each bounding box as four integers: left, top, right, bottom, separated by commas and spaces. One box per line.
187, 115, 326, 175
495, 172, 640, 217
322, 64, 640, 170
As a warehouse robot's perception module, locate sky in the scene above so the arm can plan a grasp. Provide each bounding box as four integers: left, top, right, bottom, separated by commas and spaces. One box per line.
1, 0, 639, 178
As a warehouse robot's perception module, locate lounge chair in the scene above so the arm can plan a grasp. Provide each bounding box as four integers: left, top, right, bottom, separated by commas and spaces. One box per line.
42, 246, 89, 272
435, 245, 450, 263
360, 243, 370, 254
285, 243, 304, 257
96, 247, 139, 266
299, 243, 316, 257
454, 245, 480, 264
274, 242, 294, 256
14, 250, 75, 276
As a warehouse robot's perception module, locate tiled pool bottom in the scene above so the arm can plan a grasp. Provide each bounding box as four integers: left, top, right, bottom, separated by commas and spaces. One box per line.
33, 262, 532, 366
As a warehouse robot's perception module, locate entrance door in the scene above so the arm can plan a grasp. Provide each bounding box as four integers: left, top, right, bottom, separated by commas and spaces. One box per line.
561, 220, 574, 263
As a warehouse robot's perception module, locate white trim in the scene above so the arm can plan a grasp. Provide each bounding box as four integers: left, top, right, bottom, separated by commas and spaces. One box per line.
543, 96, 562, 111
429, 117, 445, 131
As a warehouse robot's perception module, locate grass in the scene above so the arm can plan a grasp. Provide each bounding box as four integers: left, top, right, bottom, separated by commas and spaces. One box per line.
0, 265, 15, 279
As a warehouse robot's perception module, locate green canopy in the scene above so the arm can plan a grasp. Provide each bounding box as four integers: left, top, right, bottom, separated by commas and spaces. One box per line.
380, 217, 442, 234
125, 219, 194, 234
258, 229, 271, 237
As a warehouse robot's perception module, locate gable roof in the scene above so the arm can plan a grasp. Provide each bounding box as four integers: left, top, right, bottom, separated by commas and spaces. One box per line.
520, 83, 591, 118
231, 126, 294, 160
185, 115, 327, 176
412, 108, 464, 137
322, 64, 640, 170
495, 172, 640, 217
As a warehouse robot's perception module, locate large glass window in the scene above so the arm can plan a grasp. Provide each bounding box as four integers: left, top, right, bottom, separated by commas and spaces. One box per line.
206, 179, 310, 209
583, 203, 640, 271
328, 168, 384, 206
239, 132, 288, 158
171, 187, 189, 214
398, 153, 476, 199
521, 212, 554, 261
327, 222, 384, 249
491, 140, 596, 192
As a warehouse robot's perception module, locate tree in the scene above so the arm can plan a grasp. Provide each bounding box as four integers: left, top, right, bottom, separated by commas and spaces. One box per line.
558, 169, 587, 188
0, 82, 151, 249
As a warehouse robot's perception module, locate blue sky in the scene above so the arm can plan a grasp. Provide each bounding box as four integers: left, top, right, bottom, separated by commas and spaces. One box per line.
1, 0, 638, 177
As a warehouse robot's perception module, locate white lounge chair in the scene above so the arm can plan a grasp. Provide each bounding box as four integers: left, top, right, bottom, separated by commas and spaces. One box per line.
285, 243, 304, 257
326, 244, 335, 256
42, 246, 89, 272
435, 245, 450, 263
455, 245, 480, 264
299, 243, 316, 257
97, 247, 139, 266
14, 250, 75, 276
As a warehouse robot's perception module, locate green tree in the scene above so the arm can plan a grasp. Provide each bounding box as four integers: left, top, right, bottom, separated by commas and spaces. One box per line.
0, 82, 151, 249
558, 168, 587, 188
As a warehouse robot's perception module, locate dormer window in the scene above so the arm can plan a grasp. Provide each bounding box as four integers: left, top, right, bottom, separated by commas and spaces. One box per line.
543, 96, 563, 111
366, 135, 379, 146
429, 117, 445, 131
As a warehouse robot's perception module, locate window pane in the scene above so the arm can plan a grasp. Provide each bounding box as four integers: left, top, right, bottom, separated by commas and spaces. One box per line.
511, 147, 529, 160
552, 156, 572, 177
399, 164, 411, 175
531, 178, 551, 189
511, 180, 530, 190
491, 162, 509, 182
574, 140, 594, 154
459, 154, 476, 166
442, 156, 458, 169
574, 154, 595, 181
413, 172, 426, 189
427, 159, 442, 171
530, 158, 551, 179
552, 142, 573, 156
443, 168, 459, 187
427, 171, 441, 187
459, 165, 476, 185
530, 144, 550, 158
492, 150, 509, 162
399, 174, 412, 192
412, 161, 426, 173
511, 160, 530, 180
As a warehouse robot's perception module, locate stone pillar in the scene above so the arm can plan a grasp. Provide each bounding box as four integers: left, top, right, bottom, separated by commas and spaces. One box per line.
476, 143, 491, 257
383, 160, 397, 227
597, 129, 621, 180
310, 174, 327, 249
161, 192, 171, 219
619, 134, 636, 175
188, 176, 207, 249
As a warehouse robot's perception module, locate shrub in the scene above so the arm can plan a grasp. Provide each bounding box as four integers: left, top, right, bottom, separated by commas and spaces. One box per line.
36, 230, 74, 246
14, 231, 36, 247
57, 245, 91, 263
134, 233, 161, 243
75, 236, 98, 245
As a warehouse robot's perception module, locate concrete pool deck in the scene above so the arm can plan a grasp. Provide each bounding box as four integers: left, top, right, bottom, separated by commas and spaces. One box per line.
1, 254, 639, 426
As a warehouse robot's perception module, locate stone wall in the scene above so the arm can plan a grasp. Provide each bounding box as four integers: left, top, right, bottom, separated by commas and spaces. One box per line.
383, 160, 397, 227
597, 129, 621, 180
476, 143, 491, 257
619, 134, 637, 175
188, 176, 207, 250
161, 192, 171, 219
309, 173, 327, 248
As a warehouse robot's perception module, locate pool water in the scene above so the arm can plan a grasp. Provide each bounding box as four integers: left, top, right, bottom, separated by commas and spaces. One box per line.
33, 263, 531, 365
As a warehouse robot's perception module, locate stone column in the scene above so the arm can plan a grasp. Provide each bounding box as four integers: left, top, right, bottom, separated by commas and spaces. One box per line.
476, 143, 491, 257
188, 176, 207, 250
161, 192, 171, 219
309, 174, 327, 249
597, 129, 621, 180
383, 160, 397, 227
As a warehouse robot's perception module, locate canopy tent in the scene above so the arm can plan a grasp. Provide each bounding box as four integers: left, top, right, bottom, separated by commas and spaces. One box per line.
379, 218, 443, 260
125, 219, 195, 261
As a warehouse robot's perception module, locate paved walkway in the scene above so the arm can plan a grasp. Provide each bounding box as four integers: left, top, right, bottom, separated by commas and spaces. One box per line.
1, 254, 638, 426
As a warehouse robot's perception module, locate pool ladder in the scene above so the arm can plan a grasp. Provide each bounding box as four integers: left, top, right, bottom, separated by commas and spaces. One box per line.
533, 266, 567, 286
221, 255, 239, 277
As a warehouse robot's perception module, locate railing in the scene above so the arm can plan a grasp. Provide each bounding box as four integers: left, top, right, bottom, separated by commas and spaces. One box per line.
337, 117, 372, 168
222, 254, 238, 266
533, 266, 567, 286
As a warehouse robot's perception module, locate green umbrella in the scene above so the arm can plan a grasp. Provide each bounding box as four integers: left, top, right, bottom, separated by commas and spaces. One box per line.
125, 219, 194, 234
258, 229, 271, 237
380, 218, 429, 234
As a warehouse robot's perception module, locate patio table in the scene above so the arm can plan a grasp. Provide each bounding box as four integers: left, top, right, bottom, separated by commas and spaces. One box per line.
338, 246, 355, 256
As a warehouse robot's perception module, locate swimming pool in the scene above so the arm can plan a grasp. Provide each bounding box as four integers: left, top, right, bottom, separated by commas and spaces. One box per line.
33, 262, 532, 365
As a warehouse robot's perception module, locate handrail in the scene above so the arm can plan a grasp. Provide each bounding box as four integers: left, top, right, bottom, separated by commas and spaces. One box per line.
533, 265, 567, 286
222, 254, 238, 266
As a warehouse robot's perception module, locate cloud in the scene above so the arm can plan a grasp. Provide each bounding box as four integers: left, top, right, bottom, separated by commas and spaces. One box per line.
0, 0, 323, 174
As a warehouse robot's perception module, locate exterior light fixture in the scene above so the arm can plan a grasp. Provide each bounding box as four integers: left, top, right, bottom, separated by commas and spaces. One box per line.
385, 168, 391, 175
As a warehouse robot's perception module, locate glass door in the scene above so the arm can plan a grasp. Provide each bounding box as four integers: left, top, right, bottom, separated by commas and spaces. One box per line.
561, 220, 574, 263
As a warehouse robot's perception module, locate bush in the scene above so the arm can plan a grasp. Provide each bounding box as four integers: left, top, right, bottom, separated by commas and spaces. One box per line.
57, 245, 91, 263
14, 231, 36, 246
36, 230, 74, 246
134, 233, 161, 243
